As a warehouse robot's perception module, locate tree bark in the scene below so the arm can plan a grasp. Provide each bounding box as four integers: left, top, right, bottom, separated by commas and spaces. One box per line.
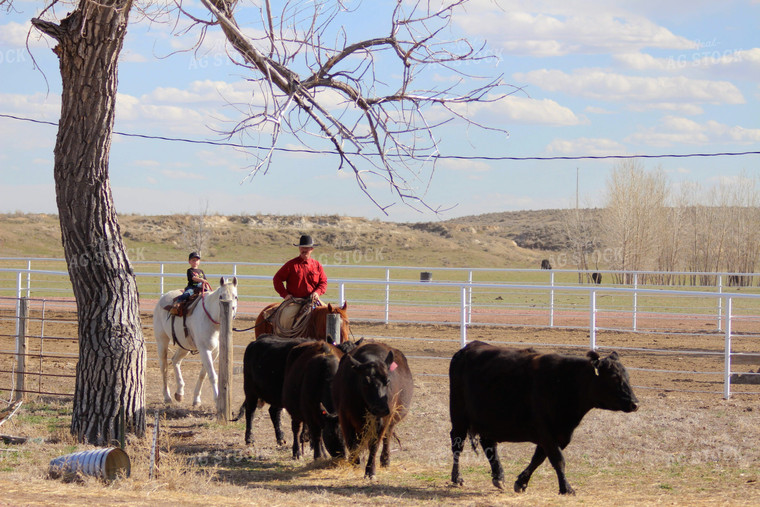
32, 0, 145, 445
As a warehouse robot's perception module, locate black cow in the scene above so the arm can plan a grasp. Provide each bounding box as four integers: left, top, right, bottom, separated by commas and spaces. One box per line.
449, 341, 638, 495
282, 340, 351, 460
332, 341, 414, 479
540, 259, 552, 270
591, 272, 602, 284
237, 335, 360, 447
238, 334, 303, 446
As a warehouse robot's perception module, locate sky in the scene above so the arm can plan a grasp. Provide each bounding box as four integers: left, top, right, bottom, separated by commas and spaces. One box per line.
1, 0, 759, 223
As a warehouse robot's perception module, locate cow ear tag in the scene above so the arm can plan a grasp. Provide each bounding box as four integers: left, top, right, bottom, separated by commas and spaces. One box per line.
594, 367, 599, 376
390, 361, 398, 372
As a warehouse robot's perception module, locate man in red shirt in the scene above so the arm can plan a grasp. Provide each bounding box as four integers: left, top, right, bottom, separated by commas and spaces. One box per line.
273, 235, 327, 305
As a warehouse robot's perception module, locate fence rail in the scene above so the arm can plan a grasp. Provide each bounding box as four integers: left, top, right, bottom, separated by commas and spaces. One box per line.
1, 258, 759, 401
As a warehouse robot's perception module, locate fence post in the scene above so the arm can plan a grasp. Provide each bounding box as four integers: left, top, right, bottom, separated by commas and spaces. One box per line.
589, 289, 597, 350
717, 275, 723, 332
326, 314, 341, 344
160, 263, 165, 295
217, 299, 234, 422
467, 270, 473, 325
384, 269, 390, 325
723, 296, 732, 400
460, 286, 468, 348
549, 271, 555, 328
339, 282, 346, 307
15, 297, 29, 401
633, 273, 638, 331
26, 260, 31, 298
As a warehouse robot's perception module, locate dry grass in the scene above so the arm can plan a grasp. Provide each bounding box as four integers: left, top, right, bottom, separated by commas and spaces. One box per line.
2, 321, 760, 505
2, 379, 760, 506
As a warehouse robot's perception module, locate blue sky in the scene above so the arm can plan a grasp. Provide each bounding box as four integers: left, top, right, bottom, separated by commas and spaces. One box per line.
1, 0, 759, 222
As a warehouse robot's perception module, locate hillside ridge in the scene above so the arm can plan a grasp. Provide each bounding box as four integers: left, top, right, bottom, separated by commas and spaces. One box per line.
0, 210, 585, 268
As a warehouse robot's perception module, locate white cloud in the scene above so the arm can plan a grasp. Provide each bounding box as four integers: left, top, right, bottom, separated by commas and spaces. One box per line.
615, 48, 760, 81
452, 2, 696, 57
459, 94, 580, 126
145, 80, 254, 105
0, 21, 52, 49
0, 92, 60, 118
161, 169, 207, 180
438, 159, 493, 176
546, 137, 626, 156
626, 116, 760, 147
515, 69, 744, 109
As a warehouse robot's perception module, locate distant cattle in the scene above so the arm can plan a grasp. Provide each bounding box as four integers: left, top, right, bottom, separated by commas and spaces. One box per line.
282, 340, 358, 460
449, 341, 638, 495
332, 341, 414, 479
591, 272, 602, 284
540, 259, 552, 270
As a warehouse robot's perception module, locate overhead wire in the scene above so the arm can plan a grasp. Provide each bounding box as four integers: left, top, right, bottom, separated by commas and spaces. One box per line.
2, 112, 759, 162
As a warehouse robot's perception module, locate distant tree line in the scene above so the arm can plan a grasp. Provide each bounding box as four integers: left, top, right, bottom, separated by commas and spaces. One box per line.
566, 160, 760, 286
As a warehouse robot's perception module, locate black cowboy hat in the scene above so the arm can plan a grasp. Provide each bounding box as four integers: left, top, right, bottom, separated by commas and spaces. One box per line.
189, 251, 201, 260
294, 235, 317, 248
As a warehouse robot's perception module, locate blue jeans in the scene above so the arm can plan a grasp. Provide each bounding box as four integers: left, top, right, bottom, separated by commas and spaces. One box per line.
177, 287, 196, 302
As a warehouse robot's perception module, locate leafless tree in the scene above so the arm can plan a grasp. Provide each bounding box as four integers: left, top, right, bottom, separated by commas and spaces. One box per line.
182, 0, 512, 213
601, 160, 668, 284
18, 0, 511, 444
182, 200, 212, 256
563, 207, 600, 283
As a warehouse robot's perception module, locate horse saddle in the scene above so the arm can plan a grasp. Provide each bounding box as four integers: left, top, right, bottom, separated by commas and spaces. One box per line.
268, 298, 312, 335
165, 293, 200, 317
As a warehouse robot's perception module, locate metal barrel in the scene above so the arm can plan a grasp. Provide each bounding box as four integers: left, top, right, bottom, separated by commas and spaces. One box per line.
49, 447, 131, 481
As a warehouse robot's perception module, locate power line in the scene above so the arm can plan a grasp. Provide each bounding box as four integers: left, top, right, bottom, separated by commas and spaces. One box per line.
2, 112, 760, 162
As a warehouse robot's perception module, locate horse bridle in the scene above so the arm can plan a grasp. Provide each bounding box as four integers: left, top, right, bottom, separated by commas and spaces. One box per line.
201, 292, 220, 325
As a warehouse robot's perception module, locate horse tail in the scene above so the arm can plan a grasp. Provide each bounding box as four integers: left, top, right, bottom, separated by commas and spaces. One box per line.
230, 401, 246, 422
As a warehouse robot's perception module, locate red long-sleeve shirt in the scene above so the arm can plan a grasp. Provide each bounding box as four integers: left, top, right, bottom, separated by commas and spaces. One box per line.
273, 256, 327, 299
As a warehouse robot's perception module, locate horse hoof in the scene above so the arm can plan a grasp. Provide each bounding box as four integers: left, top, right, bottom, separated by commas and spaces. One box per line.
174, 393, 183, 402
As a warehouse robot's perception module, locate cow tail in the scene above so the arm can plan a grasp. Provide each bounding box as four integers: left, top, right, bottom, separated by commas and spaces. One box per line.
230, 401, 246, 422
468, 431, 479, 454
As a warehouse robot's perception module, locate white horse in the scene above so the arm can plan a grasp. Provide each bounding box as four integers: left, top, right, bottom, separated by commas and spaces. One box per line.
153, 277, 238, 407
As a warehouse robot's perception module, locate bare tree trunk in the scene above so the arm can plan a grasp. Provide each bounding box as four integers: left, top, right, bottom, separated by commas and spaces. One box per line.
33, 0, 145, 445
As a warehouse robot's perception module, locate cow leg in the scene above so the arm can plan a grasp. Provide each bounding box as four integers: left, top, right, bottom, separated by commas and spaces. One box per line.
514, 445, 547, 493
545, 445, 574, 495
243, 394, 259, 446
479, 437, 505, 490
290, 419, 302, 459
379, 423, 395, 467
341, 420, 360, 465
450, 427, 467, 486
269, 405, 286, 446
364, 434, 380, 480
309, 424, 324, 460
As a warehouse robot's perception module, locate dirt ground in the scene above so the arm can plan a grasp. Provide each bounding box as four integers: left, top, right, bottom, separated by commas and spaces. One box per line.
2, 304, 760, 505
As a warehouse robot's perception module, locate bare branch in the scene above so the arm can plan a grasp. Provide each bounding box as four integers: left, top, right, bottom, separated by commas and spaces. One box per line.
187, 0, 512, 214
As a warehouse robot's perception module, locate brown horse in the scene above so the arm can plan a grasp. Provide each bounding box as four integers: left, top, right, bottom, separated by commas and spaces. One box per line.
254, 302, 350, 343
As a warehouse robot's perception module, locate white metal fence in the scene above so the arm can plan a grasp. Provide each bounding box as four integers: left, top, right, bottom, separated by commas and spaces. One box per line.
1, 257, 759, 399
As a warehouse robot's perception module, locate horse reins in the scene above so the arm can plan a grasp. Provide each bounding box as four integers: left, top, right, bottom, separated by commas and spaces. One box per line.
201, 292, 220, 325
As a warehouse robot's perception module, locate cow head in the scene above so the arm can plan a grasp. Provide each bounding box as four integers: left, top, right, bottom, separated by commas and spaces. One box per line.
588, 350, 639, 413
319, 402, 345, 458
348, 350, 394, 417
